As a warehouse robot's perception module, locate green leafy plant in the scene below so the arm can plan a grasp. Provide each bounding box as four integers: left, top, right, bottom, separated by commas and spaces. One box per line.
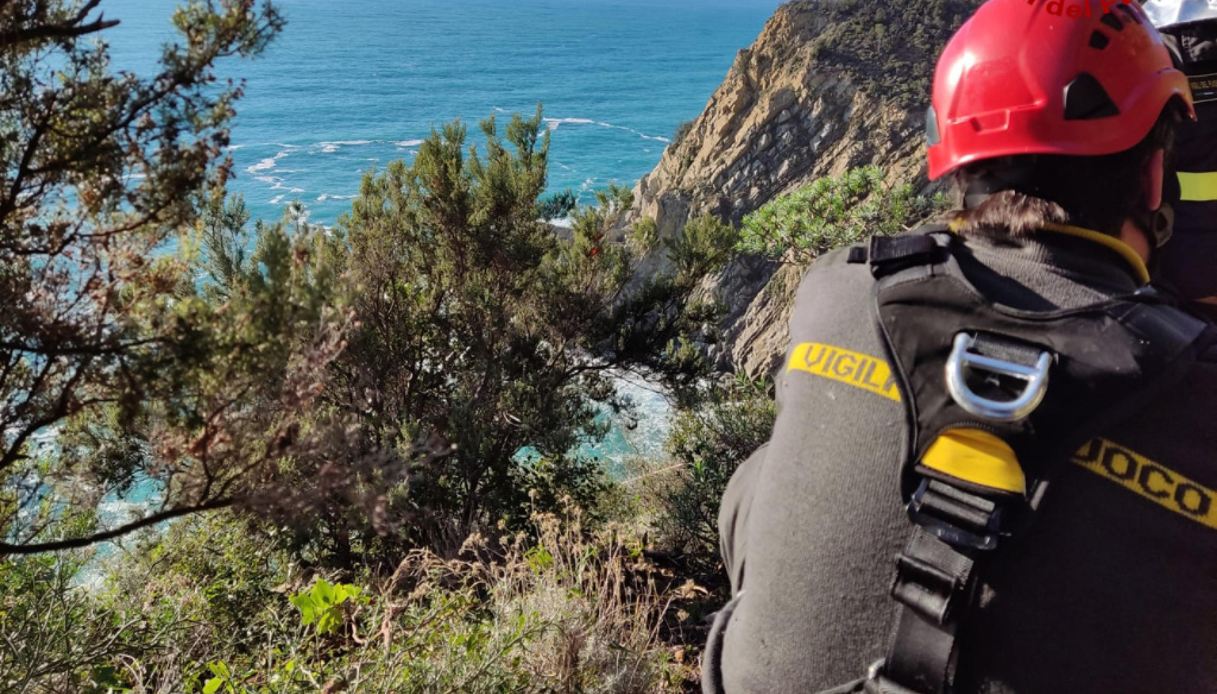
665, 214, 736, 283
201, 661, 237, 694
647, 374, 777, 573
629, 216, 660, 255
537, 189, 578, 220
738, 166, 947, 264
289, 579, 367, 636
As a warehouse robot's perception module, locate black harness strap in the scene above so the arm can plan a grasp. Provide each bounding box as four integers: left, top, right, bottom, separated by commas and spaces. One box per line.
815, 225, 1213, 694
868, 523, 979, 693
876, 529, 975, 691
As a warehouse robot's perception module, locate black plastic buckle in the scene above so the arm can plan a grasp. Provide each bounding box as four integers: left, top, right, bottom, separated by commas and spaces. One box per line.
868, 234, 942, 278
907, 478, 1006, 551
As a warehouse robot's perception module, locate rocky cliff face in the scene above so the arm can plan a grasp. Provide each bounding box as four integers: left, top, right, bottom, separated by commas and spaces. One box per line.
633, 0, 980, 378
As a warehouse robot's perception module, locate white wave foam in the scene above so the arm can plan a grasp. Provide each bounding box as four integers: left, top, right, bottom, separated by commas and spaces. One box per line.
305, 139, 428, 154
316, 193, 358, 202
253, 175, 305, 195
609, 369, 673, 460
599, 121, 670, 143
637, 132, 671, 143
544, 117, 596, 132
246, 149, 292, 173
318, 140, 377, 153
270, 195, 285, 204
542, 116, 670, 143
247, 157, 279, 173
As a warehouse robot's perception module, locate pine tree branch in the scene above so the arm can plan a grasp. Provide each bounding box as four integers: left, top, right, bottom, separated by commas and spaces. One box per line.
0, 497, 234, 556
0, 0, 120, 51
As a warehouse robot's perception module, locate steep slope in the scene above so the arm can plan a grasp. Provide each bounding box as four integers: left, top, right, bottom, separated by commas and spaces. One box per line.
633, 0, 982, 377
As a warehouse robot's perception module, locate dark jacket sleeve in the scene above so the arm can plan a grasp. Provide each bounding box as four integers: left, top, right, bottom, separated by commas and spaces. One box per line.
707, 250, 911, 692
718, 442, 768, 596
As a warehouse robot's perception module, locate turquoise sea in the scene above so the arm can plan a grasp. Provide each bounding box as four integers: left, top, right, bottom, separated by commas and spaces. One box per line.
104, 0, 782, 225
97, 0, 781, 470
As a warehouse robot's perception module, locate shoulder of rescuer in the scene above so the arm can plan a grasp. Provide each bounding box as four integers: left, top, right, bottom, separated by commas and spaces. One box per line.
1146, 0, 1217, 315
702, 1, 1217, 693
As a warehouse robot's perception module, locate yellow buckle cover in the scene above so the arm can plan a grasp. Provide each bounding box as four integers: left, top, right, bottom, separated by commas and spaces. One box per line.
921, 428, 1026, 496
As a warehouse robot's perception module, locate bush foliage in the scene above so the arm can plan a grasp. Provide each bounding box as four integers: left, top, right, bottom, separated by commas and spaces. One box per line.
0, 508, 689, 692
793, 0, 983, 109
738, 166, 947, 264
642, 376, 776, 574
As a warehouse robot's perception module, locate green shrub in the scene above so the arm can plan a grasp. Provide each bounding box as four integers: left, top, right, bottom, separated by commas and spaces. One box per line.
629, 216, 660, 256
665, 214, 736, 283
647, 375, 776, 573
738, 166, 947, 264
61, 507, 690, 693
0, 553, 119, 691
790, 0, 982, 110
289, 579, 367, 637
537, 189, 579, 221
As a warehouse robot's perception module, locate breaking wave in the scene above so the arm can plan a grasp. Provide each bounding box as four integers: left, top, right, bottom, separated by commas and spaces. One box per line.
543, 116, 670, 143
246, 150, 290, 173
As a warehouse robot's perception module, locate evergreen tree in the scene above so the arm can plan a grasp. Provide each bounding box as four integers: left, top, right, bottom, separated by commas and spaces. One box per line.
0, 0, 288, 554
279, 108, 722, 561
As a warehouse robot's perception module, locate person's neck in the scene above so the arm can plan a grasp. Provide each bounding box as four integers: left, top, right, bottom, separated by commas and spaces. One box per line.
1119, 218, 1152, 264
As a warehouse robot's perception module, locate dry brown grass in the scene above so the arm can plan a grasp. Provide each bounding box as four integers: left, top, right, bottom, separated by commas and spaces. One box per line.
364, 502, 693, 692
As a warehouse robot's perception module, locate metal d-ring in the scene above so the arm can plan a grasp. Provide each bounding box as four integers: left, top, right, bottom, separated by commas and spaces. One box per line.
945, 333, 1052, 422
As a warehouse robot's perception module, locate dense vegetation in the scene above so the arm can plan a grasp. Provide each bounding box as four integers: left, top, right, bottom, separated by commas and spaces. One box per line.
0, 0, 290, 557
794, 0, 983, 109
0, 1, 952, 691
739, 165, 948, 264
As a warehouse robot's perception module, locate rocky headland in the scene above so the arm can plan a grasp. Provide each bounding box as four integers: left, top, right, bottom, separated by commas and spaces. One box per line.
631, 0, 983, 378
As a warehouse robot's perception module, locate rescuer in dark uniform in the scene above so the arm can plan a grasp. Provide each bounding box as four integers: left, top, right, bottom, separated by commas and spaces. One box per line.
1147, 1, 1217, 318
703, 1, 1217, 692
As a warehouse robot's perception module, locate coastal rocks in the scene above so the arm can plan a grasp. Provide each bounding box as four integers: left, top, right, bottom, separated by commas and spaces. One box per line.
728, 260, 803, 377
630, 0, 976, 378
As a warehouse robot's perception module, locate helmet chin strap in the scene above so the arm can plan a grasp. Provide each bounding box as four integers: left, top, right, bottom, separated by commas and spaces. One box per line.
1143, 203, 1175, 249
1125, 204, 1172, 276
1138, 162, 1181, 267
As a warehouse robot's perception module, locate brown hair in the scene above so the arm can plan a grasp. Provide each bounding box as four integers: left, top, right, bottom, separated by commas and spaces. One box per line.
948, 107, 1181, 237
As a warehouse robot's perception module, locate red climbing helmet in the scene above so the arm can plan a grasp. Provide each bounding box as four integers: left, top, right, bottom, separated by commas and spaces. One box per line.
927, 0, 1196, 180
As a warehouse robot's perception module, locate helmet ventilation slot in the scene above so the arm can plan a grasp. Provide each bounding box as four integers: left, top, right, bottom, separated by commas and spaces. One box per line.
1063, 72, 1120, 120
